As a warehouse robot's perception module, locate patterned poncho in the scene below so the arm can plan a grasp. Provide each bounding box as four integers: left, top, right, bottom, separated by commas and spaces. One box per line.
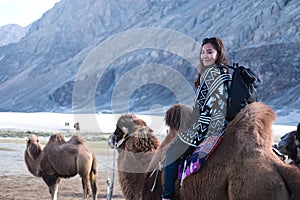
179, 64, 231, 156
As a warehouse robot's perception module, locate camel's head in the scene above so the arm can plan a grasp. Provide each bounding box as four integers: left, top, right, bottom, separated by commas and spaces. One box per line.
108, 114, 148, 148
26, 134, 39, 146
277, 123, 300, 162
26, 134, 42, 160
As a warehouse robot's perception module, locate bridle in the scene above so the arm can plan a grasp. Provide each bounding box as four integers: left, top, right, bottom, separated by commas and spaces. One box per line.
115, 132, 133, 148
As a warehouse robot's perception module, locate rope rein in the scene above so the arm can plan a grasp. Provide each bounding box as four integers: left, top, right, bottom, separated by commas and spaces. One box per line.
106, 138, 117, 200
149, 159, 165, 192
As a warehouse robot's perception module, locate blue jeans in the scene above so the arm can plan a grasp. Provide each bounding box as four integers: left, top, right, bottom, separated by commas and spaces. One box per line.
161, 138, 193, 199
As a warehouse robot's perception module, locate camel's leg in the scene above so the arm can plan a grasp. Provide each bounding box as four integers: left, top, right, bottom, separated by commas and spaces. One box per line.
49, 184, 59, 200
81, 175, 91, 200
42, 175, 60, 200
90, 171, 98, 200
78, 155, 93, 200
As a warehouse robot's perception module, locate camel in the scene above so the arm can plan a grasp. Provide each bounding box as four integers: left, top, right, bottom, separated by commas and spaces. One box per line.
109, 103, 300, 200
24, 133, 98, 200
107, 105, 193, 200
108, 114, 161, 199
74, 122, 80, 133
277, 123, 300, 168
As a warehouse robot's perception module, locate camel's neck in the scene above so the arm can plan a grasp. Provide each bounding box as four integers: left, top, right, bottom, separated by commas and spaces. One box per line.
24, 144, 42, 177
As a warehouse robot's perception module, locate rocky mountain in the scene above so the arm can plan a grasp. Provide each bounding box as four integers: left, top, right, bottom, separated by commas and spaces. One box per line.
0, 24, 28, 46
0, 0, 299, 119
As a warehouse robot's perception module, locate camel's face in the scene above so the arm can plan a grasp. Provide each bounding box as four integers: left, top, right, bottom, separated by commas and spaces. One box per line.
277, 123, 300, 161
26, 134, 39, 146
108, 114, 147, 148
26, 134, 42, 160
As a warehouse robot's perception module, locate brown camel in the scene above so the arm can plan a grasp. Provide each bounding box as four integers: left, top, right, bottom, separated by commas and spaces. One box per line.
109, 103, 300, 200
25, 133, 98, 200
143, 102, 300, 200
108, 114, 160, 199
107, 105, 192, 200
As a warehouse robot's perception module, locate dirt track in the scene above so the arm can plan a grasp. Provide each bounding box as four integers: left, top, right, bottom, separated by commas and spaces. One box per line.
0, 174, 124, 200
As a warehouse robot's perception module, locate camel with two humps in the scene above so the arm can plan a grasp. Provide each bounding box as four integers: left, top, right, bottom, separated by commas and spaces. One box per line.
25, 133, 98, 200
109, 103, 300, 200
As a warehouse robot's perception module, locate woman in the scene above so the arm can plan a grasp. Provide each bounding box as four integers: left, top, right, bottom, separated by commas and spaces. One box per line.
161, 37, 232, 200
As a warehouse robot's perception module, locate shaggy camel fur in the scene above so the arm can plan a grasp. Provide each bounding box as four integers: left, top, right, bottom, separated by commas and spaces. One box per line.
108, 114, 160, 199
108, 105, 192, 200
142, 102, 300, 200
25, 133, 98, 200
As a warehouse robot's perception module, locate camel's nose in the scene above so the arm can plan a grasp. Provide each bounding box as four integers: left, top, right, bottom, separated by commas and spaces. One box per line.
107, 134, 116, 148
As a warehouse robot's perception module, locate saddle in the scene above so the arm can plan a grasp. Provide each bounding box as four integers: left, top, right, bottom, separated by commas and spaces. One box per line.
177, 136, 223, 185
149, 134, 223, 192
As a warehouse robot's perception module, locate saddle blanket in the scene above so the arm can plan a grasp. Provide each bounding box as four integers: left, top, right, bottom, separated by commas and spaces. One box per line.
177, 135, 223, 183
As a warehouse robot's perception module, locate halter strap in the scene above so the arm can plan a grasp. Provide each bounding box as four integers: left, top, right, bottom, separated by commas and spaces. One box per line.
116, 132, 135, 148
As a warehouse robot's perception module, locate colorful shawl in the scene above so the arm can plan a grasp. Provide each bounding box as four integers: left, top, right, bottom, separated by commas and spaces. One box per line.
178, 64, 231, 157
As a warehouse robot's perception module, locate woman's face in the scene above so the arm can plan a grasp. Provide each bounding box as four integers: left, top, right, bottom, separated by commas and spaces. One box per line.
200, 43, 218, 67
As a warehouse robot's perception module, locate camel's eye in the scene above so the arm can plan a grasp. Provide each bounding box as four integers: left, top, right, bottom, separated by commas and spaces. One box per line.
115, 126, 124, 136
113, 125, 125, 142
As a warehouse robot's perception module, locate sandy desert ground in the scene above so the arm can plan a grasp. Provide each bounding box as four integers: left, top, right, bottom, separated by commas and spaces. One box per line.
0, 138, 125, 200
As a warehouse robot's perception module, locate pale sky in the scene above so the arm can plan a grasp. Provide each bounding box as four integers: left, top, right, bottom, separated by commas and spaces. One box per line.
0, 0, 61, 27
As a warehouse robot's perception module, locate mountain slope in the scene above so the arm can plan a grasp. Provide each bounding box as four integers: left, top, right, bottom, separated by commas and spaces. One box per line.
0, 0, 299, 117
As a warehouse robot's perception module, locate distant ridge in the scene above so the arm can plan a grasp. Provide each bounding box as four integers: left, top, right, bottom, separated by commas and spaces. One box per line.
0, 0, 299, 119
0, 24, 28, 46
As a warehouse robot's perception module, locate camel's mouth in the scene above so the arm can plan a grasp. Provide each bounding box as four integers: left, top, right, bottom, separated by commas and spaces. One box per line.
108, 134, 119, 148
107, 135, 115, 148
